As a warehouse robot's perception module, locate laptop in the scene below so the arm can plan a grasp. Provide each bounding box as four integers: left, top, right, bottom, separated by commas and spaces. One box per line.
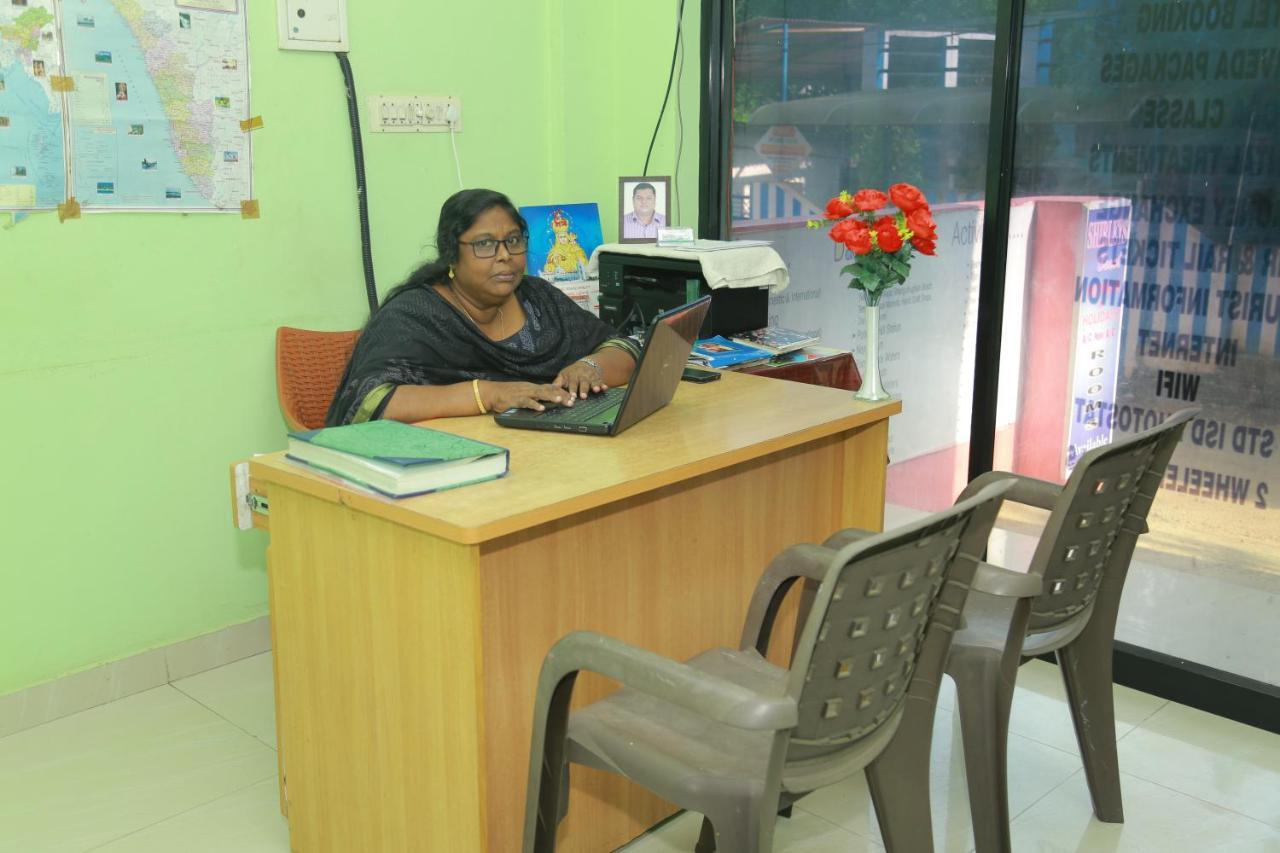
494, 295, 712, 436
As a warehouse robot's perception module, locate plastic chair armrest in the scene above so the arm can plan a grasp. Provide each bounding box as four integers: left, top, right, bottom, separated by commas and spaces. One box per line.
540, 631, 798, 731
739, 544, 835, 654
821, 528, 877, 550
958, 471, 1063, 512
971, 560, 1043, 598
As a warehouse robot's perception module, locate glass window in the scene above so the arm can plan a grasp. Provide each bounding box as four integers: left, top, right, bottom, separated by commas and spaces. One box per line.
729, 1, 1000, 513
996, 0, 1280, 684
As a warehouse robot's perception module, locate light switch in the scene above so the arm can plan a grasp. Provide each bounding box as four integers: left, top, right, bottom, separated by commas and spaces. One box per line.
278, 0, 348, 51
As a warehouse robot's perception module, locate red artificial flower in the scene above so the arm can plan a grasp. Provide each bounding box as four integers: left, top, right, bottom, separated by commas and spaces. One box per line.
873, 216, 903, 253
844, 220, 873, 255
906, 208, 937, 241
852, 188, 889, 211
825, 196, 855, 219
889, 182, 930, 214
911, 235, 937, 255
828, 218, 858, 243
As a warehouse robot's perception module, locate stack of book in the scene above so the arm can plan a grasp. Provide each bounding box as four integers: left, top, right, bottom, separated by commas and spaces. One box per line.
729, 326, 818, 355
756, 344, 851, 367
286, 420, 508, 498
689, 326, 825, 370
689, 336, 773, 369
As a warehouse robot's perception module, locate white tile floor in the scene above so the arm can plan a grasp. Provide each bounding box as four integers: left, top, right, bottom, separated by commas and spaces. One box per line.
2, 653, 1277, 853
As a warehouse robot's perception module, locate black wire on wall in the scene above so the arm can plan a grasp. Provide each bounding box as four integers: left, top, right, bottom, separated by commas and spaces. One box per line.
336, 53, 378, 316
642, 0, 688, 177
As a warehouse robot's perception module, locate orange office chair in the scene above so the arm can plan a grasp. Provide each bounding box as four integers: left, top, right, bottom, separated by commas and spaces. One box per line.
275, 327, 362, 431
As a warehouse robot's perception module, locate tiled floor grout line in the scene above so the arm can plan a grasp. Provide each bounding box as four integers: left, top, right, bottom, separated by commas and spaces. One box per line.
1006, 689, 1280, 834
1005, 725, 1082, 759
621, 803, 880, 851
946, 727, 1083, 852
169, 680, 278, 752
1119, 697, 1172, 736
78, 772, 279, 853
1011, 766, 1084, 825
790, 800, 883, 849
998, 687, 1172, 756
1109, 766, 1280, 830
801, 807, 882, 849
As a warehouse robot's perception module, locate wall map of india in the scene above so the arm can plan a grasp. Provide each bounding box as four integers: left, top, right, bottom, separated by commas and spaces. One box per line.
0, 0, 250, 213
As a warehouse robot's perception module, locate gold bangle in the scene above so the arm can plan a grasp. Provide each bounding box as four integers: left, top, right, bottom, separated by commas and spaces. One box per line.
471, 379, 488, 414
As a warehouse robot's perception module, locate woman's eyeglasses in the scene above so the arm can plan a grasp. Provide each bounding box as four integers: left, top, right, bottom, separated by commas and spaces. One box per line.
459, 235, 529, 258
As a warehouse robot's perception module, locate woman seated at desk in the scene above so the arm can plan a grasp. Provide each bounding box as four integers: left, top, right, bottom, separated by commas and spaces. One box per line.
327, 189, 639, 426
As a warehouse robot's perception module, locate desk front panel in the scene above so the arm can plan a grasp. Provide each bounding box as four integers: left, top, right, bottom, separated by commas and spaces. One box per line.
266, 486, 487, 852
478, 426, 884, 852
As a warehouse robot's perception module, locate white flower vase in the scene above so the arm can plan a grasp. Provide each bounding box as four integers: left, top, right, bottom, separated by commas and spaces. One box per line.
855, 294, 891, 402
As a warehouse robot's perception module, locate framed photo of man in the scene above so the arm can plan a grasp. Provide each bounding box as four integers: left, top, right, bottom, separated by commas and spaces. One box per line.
618, 176, 670, 243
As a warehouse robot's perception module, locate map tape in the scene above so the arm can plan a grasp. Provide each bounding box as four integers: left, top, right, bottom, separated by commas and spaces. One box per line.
58, 197, 82, 222
240, 199, 260, 219
50, 76, 75, 92
239, 116, 264, 132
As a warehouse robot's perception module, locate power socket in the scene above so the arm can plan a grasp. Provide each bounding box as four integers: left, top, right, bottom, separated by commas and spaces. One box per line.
367, 95, 461, 133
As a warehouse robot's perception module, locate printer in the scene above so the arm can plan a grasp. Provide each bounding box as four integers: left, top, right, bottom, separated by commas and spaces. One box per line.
596, 251, 770, 338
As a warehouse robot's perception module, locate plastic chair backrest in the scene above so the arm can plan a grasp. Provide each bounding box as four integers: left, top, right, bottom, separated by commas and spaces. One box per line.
1026, 408, 1197, 631
275, 326, 361, 431
785, 482, 1007, 761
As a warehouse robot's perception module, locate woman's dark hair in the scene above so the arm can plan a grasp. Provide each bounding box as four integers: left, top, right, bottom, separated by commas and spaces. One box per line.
378, 188, 528, 311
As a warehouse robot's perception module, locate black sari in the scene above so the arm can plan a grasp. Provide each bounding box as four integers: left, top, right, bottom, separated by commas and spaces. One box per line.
326, 276, 636, 426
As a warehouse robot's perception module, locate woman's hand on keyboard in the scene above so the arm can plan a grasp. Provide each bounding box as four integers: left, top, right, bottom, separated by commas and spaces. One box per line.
484, 381, 572, 413
555, 359, 609, 400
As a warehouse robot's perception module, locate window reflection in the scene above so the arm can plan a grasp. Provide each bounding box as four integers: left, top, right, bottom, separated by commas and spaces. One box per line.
731, 3, 996, 510
728, 0, 1278, 681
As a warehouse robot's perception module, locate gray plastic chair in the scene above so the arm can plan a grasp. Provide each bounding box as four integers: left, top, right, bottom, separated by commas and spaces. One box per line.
520, 480, 1013, 853
844, 408, 1194, 853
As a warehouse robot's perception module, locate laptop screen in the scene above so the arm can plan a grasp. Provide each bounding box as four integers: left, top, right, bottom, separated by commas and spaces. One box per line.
609, 295, 711, 435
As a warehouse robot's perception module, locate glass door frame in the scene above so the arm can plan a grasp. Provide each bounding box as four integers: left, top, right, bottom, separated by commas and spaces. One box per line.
696, 0, 1280, 733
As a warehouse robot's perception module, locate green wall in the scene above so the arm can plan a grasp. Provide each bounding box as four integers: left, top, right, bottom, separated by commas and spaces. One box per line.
0, 1, 699, 696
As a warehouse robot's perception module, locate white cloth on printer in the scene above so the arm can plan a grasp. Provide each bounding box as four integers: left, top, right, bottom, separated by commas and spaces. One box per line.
587, 241, 790, 293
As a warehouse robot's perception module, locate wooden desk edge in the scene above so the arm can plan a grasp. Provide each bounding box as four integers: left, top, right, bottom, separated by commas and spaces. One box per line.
241, 400, 901, 544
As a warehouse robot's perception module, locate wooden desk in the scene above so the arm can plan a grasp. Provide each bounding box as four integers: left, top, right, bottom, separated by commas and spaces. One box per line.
246, 371, 899, 852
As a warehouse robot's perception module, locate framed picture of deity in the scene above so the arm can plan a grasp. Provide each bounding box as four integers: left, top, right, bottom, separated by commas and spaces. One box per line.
519, 202, 604, 282
618, 176, 670, 243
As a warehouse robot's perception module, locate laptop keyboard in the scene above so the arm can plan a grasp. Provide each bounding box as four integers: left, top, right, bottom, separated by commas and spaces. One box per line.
532, 387, 625, 422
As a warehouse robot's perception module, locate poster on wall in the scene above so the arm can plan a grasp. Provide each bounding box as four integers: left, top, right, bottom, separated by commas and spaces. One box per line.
520, 203, 603, 283
1068, 210, 1280, 560
1063, 199, 1131, 475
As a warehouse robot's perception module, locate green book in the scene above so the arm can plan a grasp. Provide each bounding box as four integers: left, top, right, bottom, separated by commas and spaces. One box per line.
286, 420, 508, 498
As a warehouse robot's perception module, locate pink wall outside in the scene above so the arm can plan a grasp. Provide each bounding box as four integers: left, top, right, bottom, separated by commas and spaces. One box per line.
885, 200, 1088, 510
